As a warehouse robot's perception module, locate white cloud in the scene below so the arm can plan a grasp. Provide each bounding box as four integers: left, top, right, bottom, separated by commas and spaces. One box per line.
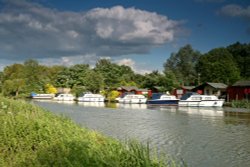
115, 58, 152, 74
116, 58, 135, 67
0, 0, 183, 63
219, 4, 250, 19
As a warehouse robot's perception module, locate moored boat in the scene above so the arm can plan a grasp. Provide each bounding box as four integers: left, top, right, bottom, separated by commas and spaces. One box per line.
178, 92, 225, 107
77, 93, 105, 102
118, 94, 147, 104
30, 93, 54, 99
53, 93, 75, 101
147, 93, 179, 105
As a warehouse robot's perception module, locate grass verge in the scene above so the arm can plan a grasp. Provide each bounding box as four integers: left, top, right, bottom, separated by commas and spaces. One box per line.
0, 97, 178, 167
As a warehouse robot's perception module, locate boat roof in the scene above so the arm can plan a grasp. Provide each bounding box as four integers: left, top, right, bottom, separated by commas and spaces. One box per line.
180, 92, 199, 100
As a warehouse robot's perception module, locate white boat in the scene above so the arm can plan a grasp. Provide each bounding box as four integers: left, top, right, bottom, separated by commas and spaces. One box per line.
53, 93, 75, 101
147, 93, 179, 105
77, 93, 105, 102
178, 92, 225, 107
31, 93, 54, 99
118, 94, 147, 104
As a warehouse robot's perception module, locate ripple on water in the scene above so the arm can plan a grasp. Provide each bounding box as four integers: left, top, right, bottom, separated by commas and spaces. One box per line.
34, 101, 250, 167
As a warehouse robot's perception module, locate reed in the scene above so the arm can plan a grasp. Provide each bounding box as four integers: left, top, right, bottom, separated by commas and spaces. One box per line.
0, 97, 178, 167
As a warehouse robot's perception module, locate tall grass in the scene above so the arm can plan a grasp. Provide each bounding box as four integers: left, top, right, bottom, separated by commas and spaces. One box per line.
0, 97, 178, 167
231, 100, 250, 109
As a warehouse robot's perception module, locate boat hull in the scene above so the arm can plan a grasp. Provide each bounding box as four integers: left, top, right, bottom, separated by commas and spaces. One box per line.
178, 100, 224, 107
118, 98, 147, 104
77, 97, 105, 102
147, 100, 179, 105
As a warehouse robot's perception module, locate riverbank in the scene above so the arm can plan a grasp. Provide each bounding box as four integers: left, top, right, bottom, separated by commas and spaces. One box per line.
0, 97, 177, 167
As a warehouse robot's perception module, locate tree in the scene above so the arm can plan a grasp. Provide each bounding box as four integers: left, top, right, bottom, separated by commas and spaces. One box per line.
141, 71, 176, 92
163, 44, 201, 85
227, 42, 250, 79
23, 59, 50, 94
95, 59, 124, 89
84, 70, 104, 93
2, 79, 25, 97
196, 48, 240, 84
44, 84, 57, 94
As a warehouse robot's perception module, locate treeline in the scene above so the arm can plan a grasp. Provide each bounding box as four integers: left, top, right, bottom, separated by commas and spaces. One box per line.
0, 42, 249, 97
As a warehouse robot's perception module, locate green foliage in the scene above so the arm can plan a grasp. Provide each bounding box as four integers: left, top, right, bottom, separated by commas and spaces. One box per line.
95, 59, 137, 89
231, 100, 250, 109
0, 97, 175, 167
142, 71, 176, 92
164, 44, 201, 86
106, 90, 120, 102
196, 48, 240, 84
84, 70, 104, 93
227, 42, 250, 79
2, 79, 25, 97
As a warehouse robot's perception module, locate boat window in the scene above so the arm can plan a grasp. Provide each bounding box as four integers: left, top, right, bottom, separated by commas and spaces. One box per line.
191, 97, 201, 100
204, 97, 212, 100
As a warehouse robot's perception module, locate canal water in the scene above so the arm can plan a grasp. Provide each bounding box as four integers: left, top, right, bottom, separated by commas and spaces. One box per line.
33, 101, 250, 167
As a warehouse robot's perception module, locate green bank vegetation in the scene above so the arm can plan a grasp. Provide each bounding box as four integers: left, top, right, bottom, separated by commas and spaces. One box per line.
0, 97, 178, 167
231, 100, 250, 109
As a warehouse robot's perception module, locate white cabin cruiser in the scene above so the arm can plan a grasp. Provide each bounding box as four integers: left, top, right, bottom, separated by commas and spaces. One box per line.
178, 92, 225, 107
77, 93, 105, 102
53, 93, 75, 101
118, 94, 147, 104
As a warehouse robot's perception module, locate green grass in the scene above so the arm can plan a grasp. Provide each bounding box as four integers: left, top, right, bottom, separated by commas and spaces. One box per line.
0, 97, 178, 167
231, 100, 250, 109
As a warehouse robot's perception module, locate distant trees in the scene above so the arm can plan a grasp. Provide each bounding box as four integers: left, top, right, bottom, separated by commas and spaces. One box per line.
227, 42, 250, 79
163, 44, 201, 86
196, 48, 240, 84
164, 43, 248, 86
0, 42, 249, 98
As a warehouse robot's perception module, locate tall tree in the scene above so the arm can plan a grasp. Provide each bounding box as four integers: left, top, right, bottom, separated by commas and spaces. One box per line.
84, 70, 104, 93
23, 59, 48, 94
163, 44, 201, 86
196, 48, 240, 84
227, 42, 250, 79
95, 59, 122, 89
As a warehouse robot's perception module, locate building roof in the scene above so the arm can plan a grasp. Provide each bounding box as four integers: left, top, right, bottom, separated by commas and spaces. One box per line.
206, 82, 228, 89
232, 80, 250, 87
193, 82, 227, 90
182, 86, 195, 90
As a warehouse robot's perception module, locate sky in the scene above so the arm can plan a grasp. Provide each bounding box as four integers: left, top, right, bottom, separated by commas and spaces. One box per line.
0, 0, 249, 73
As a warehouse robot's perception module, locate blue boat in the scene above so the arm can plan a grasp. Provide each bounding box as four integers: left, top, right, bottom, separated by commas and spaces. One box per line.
147, 93, 179, 105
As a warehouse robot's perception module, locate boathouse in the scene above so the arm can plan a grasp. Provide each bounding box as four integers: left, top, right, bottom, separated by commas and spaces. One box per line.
173, 86, 195, 99
117, 86, 149, 97
192, 82, 227, 97
227, 80, 250, 101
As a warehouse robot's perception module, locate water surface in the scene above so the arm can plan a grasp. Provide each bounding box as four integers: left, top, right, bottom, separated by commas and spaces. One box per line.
33, 101, 250, 167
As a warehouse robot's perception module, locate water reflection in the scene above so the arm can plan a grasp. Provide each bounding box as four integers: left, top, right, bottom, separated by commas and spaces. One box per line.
178, 107, 224, 117
77, 102, 105, 108
116, 103, 147, 110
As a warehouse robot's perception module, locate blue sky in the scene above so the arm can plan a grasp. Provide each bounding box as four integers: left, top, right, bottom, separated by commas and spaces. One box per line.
0, 0, 249, 73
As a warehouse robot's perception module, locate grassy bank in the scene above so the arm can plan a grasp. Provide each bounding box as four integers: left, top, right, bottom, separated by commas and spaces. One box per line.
0, 97, 177, 167
231, 100, 250, 109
